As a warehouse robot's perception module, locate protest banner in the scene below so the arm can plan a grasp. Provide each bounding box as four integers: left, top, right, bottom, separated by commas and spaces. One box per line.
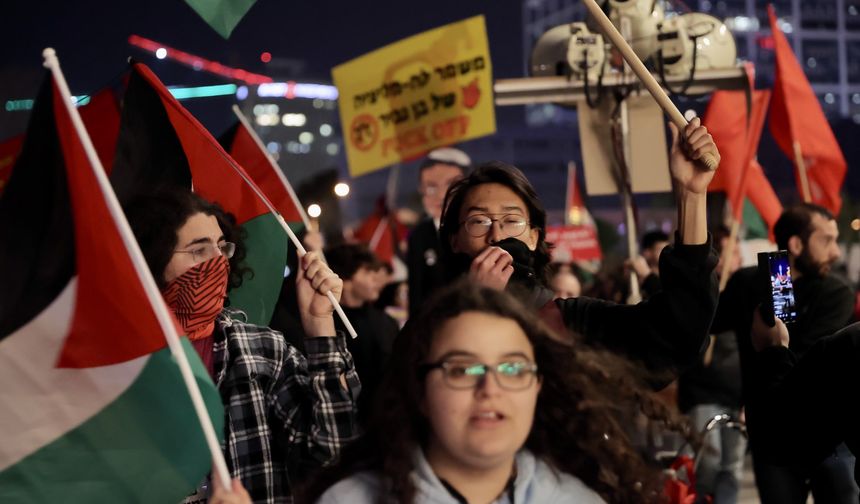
546, 224, 602, 262
332, 15, 496, 176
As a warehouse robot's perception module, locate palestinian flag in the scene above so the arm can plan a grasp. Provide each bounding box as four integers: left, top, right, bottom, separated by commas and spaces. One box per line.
0, 88, 117, 200
0, 75, 222, 502
111, 63, 287, 326
353, 196, 407, 265
183, 0, 258, 39
78, 87, 121, 174
219, 112, 308, 239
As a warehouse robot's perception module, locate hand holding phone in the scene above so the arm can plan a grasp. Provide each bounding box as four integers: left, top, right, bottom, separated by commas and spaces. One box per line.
757, 251, 798, 325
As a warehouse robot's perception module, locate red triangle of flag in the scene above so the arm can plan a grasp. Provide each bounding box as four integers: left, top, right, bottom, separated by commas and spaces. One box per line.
223, 118, 307, 225
131, 63, 273, 224
767, 4, 846, 214
47, 79, 173, 368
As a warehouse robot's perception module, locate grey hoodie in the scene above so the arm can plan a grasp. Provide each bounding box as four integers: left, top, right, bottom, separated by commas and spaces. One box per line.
316, 448, 605, 503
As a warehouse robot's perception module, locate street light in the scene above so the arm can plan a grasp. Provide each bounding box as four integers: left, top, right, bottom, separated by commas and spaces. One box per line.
334, 182, 350, 197
307, 204, 322, 218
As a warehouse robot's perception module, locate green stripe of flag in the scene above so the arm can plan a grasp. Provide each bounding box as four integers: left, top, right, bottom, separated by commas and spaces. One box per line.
183, 0, 258, 38
228, 213, 293, 326
0, 339, 223, 504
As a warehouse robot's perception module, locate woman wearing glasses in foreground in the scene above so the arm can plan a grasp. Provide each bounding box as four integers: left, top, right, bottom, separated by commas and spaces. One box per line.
438, 119, 720, 386
305, 282, 678, 503
124, 190, 360, 503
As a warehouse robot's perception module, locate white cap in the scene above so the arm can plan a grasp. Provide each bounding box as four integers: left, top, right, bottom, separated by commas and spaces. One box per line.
424, 147, 471, 169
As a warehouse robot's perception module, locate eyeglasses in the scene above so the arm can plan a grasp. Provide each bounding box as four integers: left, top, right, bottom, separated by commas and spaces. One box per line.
173, 242, 236, 263
420, 360, 539, 391
460, 214, 529, 238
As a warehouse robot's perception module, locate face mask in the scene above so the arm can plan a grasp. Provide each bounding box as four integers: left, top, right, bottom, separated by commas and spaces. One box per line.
163, 255, 230, 340
448, 237, 538, 286
494, 237, 538, 285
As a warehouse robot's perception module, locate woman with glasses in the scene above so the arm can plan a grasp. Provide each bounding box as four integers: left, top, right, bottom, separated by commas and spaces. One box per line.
303, 282, 682, 503
124, 189, 360, 504
437, 119, 720, 386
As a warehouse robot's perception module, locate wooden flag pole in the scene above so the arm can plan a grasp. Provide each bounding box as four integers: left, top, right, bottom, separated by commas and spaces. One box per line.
793, 141, 812, 203
581, 0, 719, 171
43, 48, 232, 490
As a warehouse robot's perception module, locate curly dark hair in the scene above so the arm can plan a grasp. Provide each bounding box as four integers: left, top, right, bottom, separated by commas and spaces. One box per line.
438, 161, 553, 285
301, 281, 689, 504
123, 189, 251, 290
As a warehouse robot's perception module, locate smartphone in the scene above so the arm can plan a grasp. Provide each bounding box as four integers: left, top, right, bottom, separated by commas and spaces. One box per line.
757, 251, 798, 324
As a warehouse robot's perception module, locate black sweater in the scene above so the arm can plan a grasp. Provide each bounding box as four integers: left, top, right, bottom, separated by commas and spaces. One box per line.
535, 236, 719, 388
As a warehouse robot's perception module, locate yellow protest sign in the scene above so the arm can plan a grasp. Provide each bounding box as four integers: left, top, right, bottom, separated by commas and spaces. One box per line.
332, 15, 496, 177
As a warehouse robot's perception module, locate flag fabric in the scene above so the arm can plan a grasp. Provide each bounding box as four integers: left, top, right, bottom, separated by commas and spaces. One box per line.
558, 162, 602, 261
112, 63, 287, 326
219, 118, 307, 231
705, 88, 778, 230
78, 88, 121, 174
730, 90, 770, 221
0, 74, 222, 503
353, 197, 406, 265
768, 4, 847, 215
0, 134, 24, 197
746, 160, 783, 235
183, 0, 258, 38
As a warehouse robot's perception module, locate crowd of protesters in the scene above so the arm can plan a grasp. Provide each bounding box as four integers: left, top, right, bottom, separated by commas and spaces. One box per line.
117, 116, 860, 504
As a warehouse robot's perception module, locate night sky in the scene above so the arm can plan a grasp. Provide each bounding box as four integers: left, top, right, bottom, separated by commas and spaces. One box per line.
1, 0, 525, 136
4, 0, 859, 224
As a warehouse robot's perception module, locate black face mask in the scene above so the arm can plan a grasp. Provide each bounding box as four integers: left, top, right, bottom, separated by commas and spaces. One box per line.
447, 237, 538, 287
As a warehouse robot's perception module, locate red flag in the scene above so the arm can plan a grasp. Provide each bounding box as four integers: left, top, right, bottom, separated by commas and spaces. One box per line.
732, 90, 770, 221
220, 116, 308, 226
565, 162, 591, 226
768, 4, 846, 214
78, 89, 120, 175
353, 197, 406, 264
559, 162, 602, 261
705, 89, 773, 221
746, 160, 783, 233
705, 92, 747, 196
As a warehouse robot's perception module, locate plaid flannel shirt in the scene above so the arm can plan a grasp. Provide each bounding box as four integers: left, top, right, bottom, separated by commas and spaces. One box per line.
212, 308, 361, 504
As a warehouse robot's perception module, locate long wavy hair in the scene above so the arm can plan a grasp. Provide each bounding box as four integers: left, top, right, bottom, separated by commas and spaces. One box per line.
301, 281, 688, 503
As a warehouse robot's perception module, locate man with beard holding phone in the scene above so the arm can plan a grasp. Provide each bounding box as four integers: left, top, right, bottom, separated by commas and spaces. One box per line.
437, 119, 721, 388
713, 203, 858, 503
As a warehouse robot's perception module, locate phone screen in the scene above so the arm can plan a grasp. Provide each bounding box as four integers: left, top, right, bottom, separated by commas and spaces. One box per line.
767, 251, 797, 324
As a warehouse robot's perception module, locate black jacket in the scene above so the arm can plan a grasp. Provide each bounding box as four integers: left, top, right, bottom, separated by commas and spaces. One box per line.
406, 217, 444, 319
712, 267, 853, 408
511, 237, 718, 388
748, 325, 860, 487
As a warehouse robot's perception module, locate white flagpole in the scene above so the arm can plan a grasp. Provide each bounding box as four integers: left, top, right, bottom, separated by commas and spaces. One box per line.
186, 102, 358, 338
208, 119, 358, 337
230, 105, 312, 229
369, 216, 389, 251
42, 48, 232, 490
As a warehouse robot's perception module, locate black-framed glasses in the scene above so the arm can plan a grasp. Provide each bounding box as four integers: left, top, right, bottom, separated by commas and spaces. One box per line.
173, 242, 236, 263
459, 213, 529, 238
420, 360, 539, 390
